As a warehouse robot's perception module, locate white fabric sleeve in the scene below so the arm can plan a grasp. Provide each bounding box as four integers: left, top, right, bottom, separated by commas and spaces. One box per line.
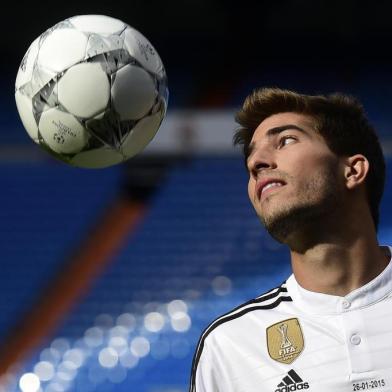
190, 338, 221, 392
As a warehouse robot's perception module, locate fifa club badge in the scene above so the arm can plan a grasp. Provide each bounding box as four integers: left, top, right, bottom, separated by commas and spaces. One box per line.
266, 318, 304, 364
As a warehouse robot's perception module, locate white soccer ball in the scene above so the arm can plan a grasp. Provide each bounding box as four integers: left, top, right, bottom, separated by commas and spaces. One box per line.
15, 15, 168, 168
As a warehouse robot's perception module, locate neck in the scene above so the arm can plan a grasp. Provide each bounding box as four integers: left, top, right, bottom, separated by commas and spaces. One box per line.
288, 216, 390, 296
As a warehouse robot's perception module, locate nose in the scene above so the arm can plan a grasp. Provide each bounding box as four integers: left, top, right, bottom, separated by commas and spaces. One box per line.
248, 152, 276, 179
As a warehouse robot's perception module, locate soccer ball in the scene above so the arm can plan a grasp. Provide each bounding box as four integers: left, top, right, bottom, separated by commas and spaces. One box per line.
15, 15, 168, 168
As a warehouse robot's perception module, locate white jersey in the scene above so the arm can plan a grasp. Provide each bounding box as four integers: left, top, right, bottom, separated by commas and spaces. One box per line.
190, 246, 392, 392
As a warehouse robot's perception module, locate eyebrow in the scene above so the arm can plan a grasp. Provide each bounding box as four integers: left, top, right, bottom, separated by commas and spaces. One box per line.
246, 124, 308, 161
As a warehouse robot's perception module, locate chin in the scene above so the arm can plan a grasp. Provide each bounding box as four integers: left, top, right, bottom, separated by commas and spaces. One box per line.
260, 164, 342, 245
261, 200, 334, 245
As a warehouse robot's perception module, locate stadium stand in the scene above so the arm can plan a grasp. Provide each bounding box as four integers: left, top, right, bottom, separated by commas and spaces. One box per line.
0, 157, 294, 392
0, 163, 122, 341
3, 155, 390, 392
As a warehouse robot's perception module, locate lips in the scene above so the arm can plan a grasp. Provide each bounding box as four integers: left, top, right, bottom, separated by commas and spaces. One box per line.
256, 178, 286, 200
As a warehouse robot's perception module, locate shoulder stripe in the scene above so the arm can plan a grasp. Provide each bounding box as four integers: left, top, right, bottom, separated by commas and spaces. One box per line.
189, 283, 292, 392
255, 284, 288, 300
205, 283, 288, 332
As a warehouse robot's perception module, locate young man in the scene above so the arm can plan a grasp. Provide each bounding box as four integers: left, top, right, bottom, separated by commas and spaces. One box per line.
189, 88, 391, 392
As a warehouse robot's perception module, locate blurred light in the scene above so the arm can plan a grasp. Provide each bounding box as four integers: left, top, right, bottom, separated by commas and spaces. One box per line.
98, 347, 119, 368
40, 348, 61, 365
109, 325, 129, 338
157, 303, 169, 314
143, 302, 160, 313
107, 366, 127, 383
119, 351, 139, 369
116, 313, 136, 332
62, 349, 85, 369
141, 330, 159, 343
87, 363, 107, 384
73, 338, 88, 350
19, 373, 40, 392
44, 382, 67, 392
167, 300, 188, 316
84, 327, 104, 348
170, 312, 191, 332
108, 336, 128, 355
34, 361, 55, 382
171, 338, 190, 359
50, 339, 70, 355
184, 289, 201, 300
144, 312, 165, 332
130, 337, 150, 358
150, 338, 170, 360
56, 361, 77, 381
95, 313, 114, 329
212, 276, 232, 296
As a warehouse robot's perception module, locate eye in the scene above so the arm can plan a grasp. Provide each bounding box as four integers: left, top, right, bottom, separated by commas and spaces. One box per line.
278, 135, 297, 148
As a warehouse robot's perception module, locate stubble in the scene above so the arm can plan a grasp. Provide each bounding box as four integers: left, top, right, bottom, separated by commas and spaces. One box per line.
259, 161, 341, 245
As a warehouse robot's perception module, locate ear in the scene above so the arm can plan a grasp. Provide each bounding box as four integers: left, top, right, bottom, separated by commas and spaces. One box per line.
344, 154, 370, 190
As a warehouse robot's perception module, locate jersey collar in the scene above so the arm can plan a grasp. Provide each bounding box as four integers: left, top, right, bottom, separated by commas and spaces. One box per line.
286, 245, 392, 315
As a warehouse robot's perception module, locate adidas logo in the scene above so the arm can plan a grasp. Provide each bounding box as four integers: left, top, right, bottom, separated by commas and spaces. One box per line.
274, 369, 309, 392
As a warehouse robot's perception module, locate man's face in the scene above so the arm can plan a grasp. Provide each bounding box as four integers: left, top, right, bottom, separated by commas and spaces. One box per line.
247, 112, 344, 244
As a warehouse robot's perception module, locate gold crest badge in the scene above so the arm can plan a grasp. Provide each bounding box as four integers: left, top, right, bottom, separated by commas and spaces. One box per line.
266, 318, 304, 364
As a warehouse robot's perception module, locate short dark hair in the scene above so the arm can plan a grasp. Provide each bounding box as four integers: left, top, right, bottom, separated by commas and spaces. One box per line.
234, 87, 386, 230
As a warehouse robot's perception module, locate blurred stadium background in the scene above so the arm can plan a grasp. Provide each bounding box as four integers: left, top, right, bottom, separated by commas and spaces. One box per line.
1, 1, 392, 391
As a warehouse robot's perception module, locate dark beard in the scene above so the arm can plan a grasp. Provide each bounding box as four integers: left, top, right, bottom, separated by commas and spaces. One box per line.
260, 165, 340, 247
264, 200, 336, 244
